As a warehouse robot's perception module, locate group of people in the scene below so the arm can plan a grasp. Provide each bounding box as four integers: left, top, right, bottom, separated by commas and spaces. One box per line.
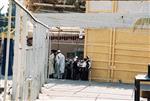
65, 56, 91, 80
48, 49, 65, 79
48, 49, 91, 81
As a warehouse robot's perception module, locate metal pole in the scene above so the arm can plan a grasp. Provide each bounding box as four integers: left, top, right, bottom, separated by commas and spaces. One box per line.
57, 27, 62, 49
58, 29, 60, 49
47, 31, 51, 78
3, 0, 12, 100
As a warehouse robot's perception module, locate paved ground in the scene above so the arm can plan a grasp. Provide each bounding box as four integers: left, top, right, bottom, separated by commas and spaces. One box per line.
0, 79, 149, 101
36, 79, 150, 101
0, 80, 12, 101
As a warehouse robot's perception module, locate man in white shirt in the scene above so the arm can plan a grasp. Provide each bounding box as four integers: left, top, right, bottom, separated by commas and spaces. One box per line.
55, 50, 65, 79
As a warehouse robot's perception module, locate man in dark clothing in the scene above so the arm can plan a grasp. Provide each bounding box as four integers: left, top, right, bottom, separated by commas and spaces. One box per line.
80, 57, 91, 81
72, 56, 80, 80
64, 58, 72, 79
79, 59, 87, 80
85, 56, 91, 80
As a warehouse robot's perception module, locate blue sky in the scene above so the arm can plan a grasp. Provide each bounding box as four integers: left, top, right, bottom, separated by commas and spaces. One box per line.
0, 0, 9, 14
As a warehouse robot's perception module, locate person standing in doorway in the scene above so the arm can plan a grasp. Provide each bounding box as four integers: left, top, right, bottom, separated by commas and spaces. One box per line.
48, 49, 56, 78
72, 56, 80, 80
55, 50, 65, 79
64, 58, 73, 79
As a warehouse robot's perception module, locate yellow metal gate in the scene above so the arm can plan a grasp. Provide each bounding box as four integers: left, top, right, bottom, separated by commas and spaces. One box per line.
84, 28, 150, 83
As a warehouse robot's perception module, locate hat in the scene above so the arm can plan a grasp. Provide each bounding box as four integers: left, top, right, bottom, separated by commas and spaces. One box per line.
57, 50, 61, 53
75, 56, 78, 59
51, 49, 55, 52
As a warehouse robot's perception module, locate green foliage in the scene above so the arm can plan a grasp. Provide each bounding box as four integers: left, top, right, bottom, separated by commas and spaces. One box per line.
133, 18, 150, 30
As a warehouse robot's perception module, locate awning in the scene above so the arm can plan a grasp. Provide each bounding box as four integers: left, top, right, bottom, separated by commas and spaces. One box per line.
34, 13, 150, 28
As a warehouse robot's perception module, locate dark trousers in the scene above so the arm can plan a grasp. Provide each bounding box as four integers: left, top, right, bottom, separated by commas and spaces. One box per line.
72, 67, 80, 80
65, 67, 72, 79
80, 68, 89, 81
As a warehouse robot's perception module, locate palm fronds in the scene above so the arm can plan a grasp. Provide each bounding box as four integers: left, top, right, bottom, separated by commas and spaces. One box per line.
133, 18, 150, 30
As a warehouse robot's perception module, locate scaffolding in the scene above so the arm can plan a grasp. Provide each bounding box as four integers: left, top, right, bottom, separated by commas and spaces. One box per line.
25, 0, 85, 12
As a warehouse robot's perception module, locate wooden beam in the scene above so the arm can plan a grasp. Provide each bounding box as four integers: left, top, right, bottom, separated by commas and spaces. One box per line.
33, 3, 75, 8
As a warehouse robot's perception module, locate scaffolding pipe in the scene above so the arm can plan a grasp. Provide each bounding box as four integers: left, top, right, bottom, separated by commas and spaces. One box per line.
3, 0, 12, 100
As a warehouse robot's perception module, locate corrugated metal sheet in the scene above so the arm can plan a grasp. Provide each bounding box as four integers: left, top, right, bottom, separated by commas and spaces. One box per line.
34, 13, 150, 28
12, 11, 49, 101
85, 28, 150, 83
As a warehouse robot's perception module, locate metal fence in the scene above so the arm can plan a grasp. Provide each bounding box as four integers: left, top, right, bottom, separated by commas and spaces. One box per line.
4, 0, 50, 100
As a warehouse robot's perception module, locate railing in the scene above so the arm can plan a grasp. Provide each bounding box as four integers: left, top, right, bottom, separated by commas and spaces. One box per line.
3, 0, 51, 100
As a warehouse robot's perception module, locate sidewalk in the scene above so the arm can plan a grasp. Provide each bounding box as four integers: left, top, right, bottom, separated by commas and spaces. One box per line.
37, 79, 149, 101
0, 79, 149, 101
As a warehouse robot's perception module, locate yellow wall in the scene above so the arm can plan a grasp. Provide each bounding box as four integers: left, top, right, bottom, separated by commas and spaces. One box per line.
85, 28, 150, 83
86, 1, 149, 13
